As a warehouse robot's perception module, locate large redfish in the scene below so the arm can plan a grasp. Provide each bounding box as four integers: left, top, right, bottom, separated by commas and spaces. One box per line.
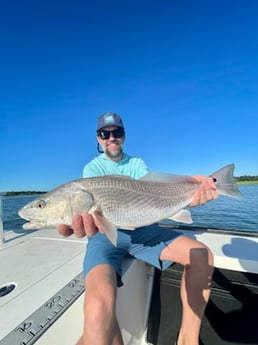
18, 164, 242, 245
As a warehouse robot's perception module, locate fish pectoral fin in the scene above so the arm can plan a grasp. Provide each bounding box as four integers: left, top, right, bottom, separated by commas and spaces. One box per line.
168, 209, 193, 224
70, 190, 94, 214
93, 211, 118, 246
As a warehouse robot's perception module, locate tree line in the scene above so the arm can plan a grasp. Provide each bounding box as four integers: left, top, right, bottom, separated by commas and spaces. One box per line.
2, 175, 258, 196
3, 191, 46, 196
235, 175, 258, 182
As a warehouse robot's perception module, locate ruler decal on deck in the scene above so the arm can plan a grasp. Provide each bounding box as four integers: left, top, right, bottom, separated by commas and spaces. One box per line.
0, 272, 85, 345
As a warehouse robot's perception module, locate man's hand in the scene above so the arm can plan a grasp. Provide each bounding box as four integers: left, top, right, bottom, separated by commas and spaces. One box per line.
189, 176, 218, 207
58, 212, 99, 238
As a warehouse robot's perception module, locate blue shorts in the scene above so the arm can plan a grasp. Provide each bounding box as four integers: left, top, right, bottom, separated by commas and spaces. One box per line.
83, 224, 182, 287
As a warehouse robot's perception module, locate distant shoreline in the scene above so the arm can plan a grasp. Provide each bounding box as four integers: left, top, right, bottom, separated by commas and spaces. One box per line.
2, 179, 258, 196
237, 180, 258, 185
2, 191, 47, 197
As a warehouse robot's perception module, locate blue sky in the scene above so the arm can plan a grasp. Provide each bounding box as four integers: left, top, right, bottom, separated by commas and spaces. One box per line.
1, 0, 258, 192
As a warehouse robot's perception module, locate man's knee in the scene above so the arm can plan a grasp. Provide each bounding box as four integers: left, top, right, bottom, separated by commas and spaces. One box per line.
189, 242, 214, 267
84, 264, 117, 313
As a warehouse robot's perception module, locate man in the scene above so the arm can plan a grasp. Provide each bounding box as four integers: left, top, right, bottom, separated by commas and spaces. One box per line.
58, 112, 218, 345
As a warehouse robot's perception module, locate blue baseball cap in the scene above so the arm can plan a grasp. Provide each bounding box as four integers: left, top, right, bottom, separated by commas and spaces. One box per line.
96, 112, 124, 131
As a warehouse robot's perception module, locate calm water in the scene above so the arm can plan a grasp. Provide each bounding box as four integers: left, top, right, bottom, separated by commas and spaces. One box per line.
1, 184, 258, 234
1, 194, 40, 233
189, 184, 258, 232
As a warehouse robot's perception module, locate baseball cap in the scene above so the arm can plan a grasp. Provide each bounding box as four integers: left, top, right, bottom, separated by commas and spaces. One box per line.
96, 112, 124, 131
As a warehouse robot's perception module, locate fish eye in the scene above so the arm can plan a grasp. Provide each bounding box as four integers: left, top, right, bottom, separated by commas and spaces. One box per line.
36, 200, 46, 208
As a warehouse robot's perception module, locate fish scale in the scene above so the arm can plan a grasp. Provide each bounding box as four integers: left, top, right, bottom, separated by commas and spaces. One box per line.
81, 178, 200, 228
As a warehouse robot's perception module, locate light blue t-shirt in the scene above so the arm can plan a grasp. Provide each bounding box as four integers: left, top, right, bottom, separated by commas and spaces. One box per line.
82, 153, 148, 179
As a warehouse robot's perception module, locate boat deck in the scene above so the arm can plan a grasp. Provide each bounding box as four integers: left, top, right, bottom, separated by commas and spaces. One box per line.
0, 229, 86, 344
162, 225, 258, 274
1, 225, 258, 344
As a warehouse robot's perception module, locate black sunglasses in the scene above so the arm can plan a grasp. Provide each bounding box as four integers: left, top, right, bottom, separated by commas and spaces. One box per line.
97, 128, 125, 140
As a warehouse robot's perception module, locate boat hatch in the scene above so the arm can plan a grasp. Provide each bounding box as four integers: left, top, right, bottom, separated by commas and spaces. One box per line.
0, 283, 17, 297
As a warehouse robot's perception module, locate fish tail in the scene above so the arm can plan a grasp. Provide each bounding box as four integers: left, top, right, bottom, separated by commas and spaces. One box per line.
210, 164, 243, 199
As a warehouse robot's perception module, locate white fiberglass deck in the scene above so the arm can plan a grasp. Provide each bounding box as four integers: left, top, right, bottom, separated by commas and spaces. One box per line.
1, 224, 258, 345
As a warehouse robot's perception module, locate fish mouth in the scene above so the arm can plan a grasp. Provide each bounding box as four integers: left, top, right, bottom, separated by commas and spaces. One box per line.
22, 220, 46, 230
18, 210, 46, 230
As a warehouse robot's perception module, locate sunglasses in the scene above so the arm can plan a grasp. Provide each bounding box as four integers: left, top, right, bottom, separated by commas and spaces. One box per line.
97, 128, 125, 140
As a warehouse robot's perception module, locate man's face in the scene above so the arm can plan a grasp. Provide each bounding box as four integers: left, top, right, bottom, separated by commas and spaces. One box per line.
97, 126, 125, 160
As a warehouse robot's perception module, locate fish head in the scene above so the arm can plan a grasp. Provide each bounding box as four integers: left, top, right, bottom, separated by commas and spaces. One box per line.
18, 181, 95, 230
18, 190, 72, 229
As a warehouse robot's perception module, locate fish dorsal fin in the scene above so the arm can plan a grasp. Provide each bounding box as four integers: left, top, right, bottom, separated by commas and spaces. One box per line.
103, 174, 134, 181
141, 171, 198, 184
168, 209, 193, 224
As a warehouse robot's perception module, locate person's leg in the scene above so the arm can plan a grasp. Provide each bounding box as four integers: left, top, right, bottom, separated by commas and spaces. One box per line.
160, 236, 214, 345
77, 230, 136, 345
77, 264, 123, 345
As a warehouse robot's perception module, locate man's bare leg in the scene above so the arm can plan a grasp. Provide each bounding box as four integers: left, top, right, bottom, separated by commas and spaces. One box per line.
160, 236, 214, 345
76, 264, 123, 345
